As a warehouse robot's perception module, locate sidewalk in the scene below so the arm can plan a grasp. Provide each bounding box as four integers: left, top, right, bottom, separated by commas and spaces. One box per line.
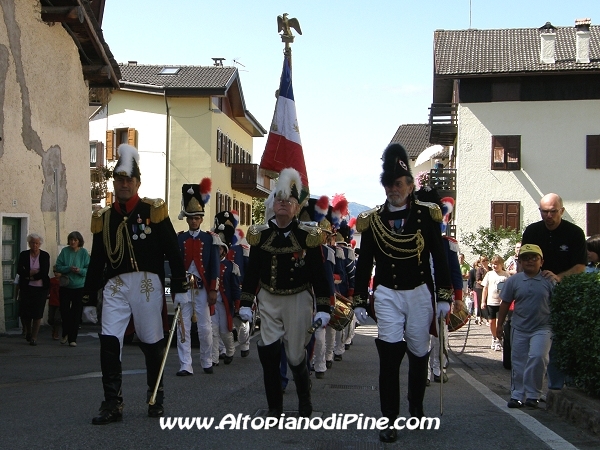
447, 317, 600, 436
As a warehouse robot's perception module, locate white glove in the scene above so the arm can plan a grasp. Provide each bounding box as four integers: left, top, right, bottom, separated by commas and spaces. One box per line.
437, 301, 451, 319
354, 307, 369, 325
173, 291, 191, 306
314, 312, 330, 329
239, 306, 253, 322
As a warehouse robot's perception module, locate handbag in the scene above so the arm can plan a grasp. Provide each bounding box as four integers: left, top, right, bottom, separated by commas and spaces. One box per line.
59, 275, 70, 287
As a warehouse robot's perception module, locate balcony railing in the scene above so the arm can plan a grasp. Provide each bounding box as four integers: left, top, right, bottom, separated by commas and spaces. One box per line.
428, 168, 456, 200
231, 163, 273, 198
428, 103, 457, 146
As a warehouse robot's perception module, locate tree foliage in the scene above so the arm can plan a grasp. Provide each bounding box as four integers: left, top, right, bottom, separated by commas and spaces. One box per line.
252, 197, 265, 225
551, 272, 600, 397
460, 226, 521, 260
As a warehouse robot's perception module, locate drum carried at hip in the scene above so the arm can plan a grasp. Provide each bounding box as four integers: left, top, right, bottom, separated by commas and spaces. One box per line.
328, 293, 355, 331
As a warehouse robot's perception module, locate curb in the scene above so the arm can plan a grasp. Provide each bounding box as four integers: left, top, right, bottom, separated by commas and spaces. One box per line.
546, 387, 600, 436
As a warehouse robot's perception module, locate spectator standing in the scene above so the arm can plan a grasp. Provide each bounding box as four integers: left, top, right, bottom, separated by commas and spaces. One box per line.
505, 242, 522, 275
474, 256, 491, 325
17, 233, 50, 346
585, 235, 600, 273
459, 253, 471, 292
497, 244, 554, 409
521, 193, 586, 390
55, 231, 90, 347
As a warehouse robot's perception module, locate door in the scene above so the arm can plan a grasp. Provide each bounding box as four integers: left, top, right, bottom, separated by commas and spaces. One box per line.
2, 218, 21, 329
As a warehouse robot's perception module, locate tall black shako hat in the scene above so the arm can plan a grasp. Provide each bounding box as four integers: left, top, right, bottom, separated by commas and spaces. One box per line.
298, 196, 333, 233
213, 210, 239, 247
113, 144, 141, 179
178, 178, 211, 219
381, 143, 412, 187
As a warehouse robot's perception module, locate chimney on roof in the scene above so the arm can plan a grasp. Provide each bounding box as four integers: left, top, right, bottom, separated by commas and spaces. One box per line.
212, 58, 225, 67
539, 22, 557, 64
575, 18, 591, 64
128, 61, 137, 65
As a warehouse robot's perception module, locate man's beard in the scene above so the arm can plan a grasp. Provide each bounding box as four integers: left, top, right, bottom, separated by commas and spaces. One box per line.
387, 192, 409, 207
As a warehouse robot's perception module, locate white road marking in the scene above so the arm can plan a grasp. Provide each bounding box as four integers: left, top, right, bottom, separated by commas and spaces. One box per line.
454, 368, 578, 450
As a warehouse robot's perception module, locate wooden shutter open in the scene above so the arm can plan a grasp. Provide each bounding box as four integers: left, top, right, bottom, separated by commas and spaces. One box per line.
106, 130, 114, 161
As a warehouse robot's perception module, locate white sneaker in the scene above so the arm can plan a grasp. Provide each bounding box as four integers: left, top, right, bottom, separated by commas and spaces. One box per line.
69, 342, 77, 347
494, 342, 502, 351
491, 338, 497, 349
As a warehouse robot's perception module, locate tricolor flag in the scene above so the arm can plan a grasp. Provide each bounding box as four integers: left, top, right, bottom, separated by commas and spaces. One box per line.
260, 55, 309, 203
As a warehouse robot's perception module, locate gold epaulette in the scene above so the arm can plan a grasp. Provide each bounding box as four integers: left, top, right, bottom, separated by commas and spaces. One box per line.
298, 222, 324, 248
247, 224, 269, 246
90, 206, 111, 234
415, 200, 443, 223
142, 197, 168, 223
356, 207, 379, 232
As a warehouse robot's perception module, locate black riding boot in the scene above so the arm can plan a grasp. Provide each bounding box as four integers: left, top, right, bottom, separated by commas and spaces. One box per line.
139, 339, 166, 417
407, 349, 430, 418
92, 335, 124, 425
375, 339, 407, 443
257, 339, 283, 416
289, 354, 312, 417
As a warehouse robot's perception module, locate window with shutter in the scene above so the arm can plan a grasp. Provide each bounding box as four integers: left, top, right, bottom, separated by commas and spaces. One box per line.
225, 195, 231, 211
586, 135, 600, 169
246, 203, 252, 225
491, 201, 520, 231
106, 130, 114, 161
239, 201, 245, 225
491, 136, 521, 170
586, 203, 600, 235
127, 128, 137, 147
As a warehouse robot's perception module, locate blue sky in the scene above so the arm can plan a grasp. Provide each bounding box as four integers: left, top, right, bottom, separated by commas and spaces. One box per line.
102, 1, 599, 207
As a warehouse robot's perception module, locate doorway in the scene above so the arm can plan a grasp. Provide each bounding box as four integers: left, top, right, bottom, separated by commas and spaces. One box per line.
2, 217, 21, 329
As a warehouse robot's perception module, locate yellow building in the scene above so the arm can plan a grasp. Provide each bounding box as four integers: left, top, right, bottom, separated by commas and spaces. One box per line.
89, 61, 269, 235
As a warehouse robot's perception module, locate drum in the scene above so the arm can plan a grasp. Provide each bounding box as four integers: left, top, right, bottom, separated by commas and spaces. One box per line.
448, 307, 469, 332
329, 294, 355, 331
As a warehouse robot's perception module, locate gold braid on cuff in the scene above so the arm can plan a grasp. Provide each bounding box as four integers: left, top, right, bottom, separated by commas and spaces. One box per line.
353, 295, 368, 309
437, 288, 453, 302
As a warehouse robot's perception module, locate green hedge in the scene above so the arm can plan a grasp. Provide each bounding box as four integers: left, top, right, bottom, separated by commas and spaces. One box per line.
550, 272, 600, 397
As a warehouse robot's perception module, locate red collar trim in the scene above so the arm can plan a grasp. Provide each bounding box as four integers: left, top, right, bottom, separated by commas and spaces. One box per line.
114, 195, 140, 215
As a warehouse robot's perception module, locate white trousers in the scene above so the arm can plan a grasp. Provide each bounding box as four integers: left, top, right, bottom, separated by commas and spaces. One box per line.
102, 272, 164, 353
211, 297, 235, 363
313, 326, 336, 372
233, 316, 251, 352
257, 289, 313, 366
176, 288, 212, 372
428, 325, 448, 378
375, 284, 433, 357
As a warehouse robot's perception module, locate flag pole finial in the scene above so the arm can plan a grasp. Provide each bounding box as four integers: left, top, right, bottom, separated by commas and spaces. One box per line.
277, 13, 302, 55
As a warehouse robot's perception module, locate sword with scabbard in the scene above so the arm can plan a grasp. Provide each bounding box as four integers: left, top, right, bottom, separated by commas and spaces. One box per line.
439, 314, 445, 416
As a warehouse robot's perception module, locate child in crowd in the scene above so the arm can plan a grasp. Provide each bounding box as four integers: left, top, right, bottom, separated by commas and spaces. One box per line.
496, 244, 554, 409
585, 234, 600, 273
481, 255, 509, 351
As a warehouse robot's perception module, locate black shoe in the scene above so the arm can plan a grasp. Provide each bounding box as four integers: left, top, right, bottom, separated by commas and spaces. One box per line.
267, 408, 283, 417
334, 354, 342, 361
29, 339, 37, 346
241, 350, 250, 358
379, 428, 397, 443
345, 344, 350, 350
203, 367, 214, 374
525, 398, 539, 409
426, 378, 430, 386
25, 333, 31, 342
92, 402, 123, 425
315, 372, 325, 379
325, 360, 333, 369
148, 403, 164, 417
176, 370, 193, 377
224, 355, 233, 365
219, 353, 226, 360
507, 398, 523, 408
433, 373, 448, 383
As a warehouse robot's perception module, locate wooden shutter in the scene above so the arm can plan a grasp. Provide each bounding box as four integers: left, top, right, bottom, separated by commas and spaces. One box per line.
492, 136, 520, 170
96, 142, 104, 167
247, 203, 252, 225
106, 192, 113, 205
586, 135, 600, 169
587, 203, 600, 235
127, 128, 137, 147
217, 130, 222, 162
106, 130, 114, 161
491, 201, 520, 231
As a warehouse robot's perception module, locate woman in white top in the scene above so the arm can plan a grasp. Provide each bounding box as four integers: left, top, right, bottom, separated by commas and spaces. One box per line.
481, 255, 509, 351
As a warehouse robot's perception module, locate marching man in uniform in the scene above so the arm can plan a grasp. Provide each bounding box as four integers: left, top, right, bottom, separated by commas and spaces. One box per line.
175, 180, 221, 376
85, 144, 188, 424
238, 168, 334, 417
353, 144, 453, 443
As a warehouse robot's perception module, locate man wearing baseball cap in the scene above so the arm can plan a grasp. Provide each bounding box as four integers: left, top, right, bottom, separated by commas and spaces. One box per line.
496, 244, 555, 409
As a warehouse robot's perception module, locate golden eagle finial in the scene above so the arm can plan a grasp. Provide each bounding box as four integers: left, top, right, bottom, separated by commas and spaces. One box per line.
277, 13, 302, 38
